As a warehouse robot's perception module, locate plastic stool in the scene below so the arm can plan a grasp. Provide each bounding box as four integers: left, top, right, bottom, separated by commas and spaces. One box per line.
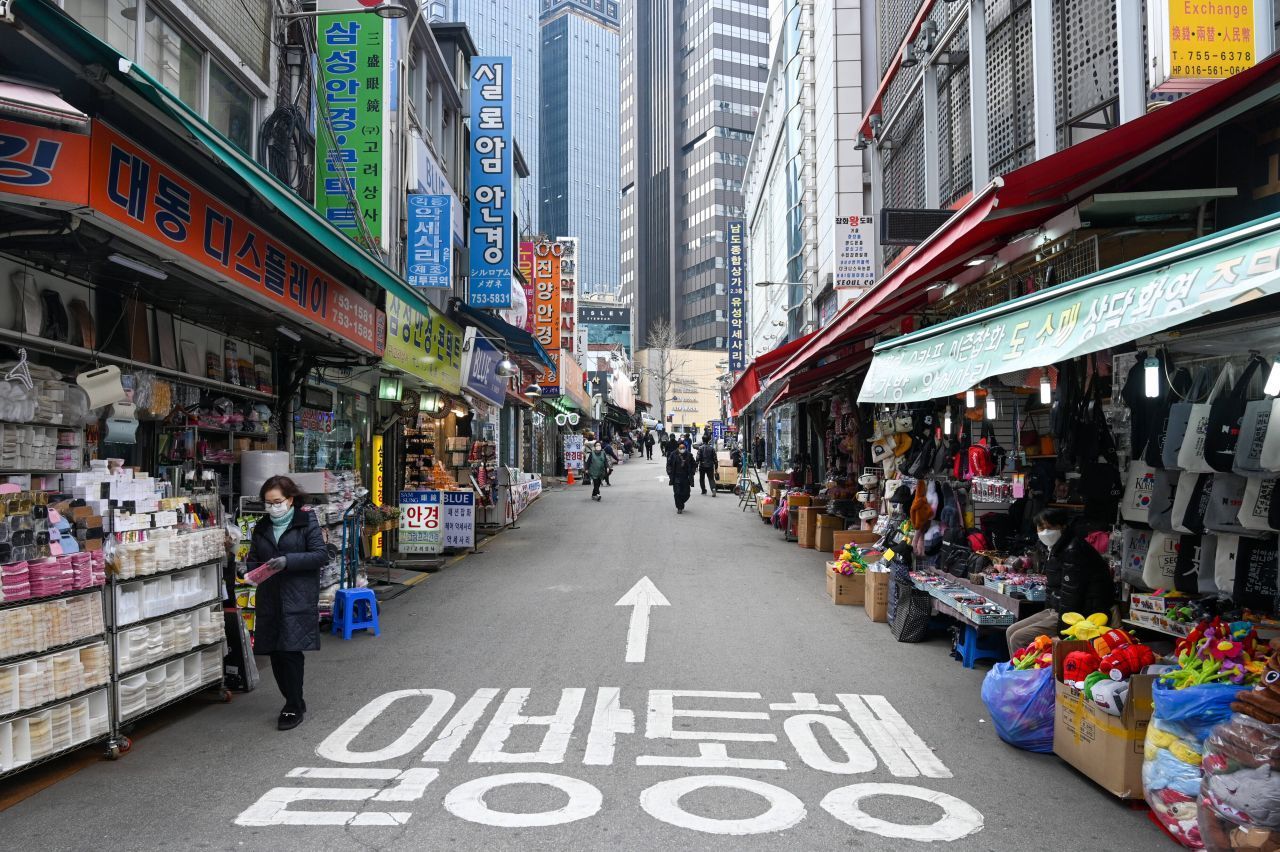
332, 587, 380, 639
952, 624, 1007, 669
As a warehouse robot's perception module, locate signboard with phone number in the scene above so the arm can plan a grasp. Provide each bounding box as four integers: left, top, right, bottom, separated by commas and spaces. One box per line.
399, 490, 441, 554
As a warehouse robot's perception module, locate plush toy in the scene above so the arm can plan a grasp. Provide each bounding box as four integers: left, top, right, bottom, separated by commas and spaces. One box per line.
1083, 671, 1109, 702
1062, 650, 1100, 686
1092, 628, 1134, 658
1151, 788, 1203, 848
1099, 643, 1156, 681
1234, 645, 1280, 725
1012, 635, 1054, 670
1230, 826, 1280, 851
1060, 612, 1109, 642
1090, 679, 1129, 716
1205, 765, 1280, 830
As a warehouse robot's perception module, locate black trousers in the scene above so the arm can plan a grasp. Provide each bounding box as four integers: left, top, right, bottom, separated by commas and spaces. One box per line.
271, 650, 306, 713
699, 467, 716, 493
645, 447, 653, 459
673, 483, 691, 509
592, 477, 603, 497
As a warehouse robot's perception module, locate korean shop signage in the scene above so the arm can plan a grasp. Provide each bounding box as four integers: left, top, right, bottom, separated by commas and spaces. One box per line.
467, 56, 514, 308
406, 194, 451, 288
726, 219, 746, 373
860, 220, 1280, 403
533, 239, 564, 395
1149, 0, 1258, 91
383, 294, 463, 394
834, 215, 875, 292
461, 326, 506, 406
88, 123, 384, 355
0, 118, 89, 206
315, 14, 389, 249
518, 241, 536, 332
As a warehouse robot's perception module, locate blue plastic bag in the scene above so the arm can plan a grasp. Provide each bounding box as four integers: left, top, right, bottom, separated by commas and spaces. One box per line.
980, 662, 1055, 753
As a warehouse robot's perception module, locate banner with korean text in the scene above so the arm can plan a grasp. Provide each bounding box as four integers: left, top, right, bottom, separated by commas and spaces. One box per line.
533, 239, 563, 395
406, 194, 451, 287
383, 294, 463, 394
468, 56, 513, 308
726, 219, 746, 373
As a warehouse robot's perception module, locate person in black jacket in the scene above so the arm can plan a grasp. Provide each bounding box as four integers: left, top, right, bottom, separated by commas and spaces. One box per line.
697, 442, 719, 496
667, 444, 696, 514
1006, 508, 1116, 655
644, 431, 655, 460
247, 475, 329, 730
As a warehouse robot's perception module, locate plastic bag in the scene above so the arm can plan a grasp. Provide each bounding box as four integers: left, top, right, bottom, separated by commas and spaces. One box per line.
1145, 681, 1248, 849
1200, 713, 1280, 851
980, 663, 1055, 753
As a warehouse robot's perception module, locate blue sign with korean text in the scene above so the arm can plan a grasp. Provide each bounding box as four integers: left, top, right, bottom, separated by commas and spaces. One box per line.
407, 194, 451, 288
468, 56, 513, 309
462, 328, 507, 406
726, 219, 746, 373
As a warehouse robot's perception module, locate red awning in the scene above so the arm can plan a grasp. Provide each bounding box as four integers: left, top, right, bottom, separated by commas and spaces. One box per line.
765, 351, 869, 413
767, 52, 1280, 394
728, 329, 819, 415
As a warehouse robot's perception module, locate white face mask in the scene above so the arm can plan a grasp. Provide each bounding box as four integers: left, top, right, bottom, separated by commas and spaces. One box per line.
1038, 529, 1062, 548
266, 501, 292, 520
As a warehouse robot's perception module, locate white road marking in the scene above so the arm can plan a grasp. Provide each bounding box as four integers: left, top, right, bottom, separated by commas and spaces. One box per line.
470, 688, 585, 763
616, 577, 670, 663
442, 772, 603, 827
820, 783, 985, 841
316, 689, 455, 764
838, 694, 953, 779
783, 715, 877, 775
235, 769, 438, 826
422, 688, 500, 763
639, 775, 807, 835
584, 687, 636, 766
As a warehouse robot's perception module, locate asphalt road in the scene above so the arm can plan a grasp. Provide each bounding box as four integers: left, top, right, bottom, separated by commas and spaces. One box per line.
0, 458, 1170, 850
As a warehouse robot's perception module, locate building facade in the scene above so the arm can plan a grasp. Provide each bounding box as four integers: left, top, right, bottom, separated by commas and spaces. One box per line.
620, 0, 769, 353
540, 0, 621, 297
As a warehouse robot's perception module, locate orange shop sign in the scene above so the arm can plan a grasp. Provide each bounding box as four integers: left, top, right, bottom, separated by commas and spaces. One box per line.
533, 239, 563, 394
0, 117, 90, 206
87, 123, 384, 355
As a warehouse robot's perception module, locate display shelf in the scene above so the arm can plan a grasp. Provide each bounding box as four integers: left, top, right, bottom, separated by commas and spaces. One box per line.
0, 418, 81, 430
163, 425, 270, 440
0, 469, 73, 476
0, 688, 110, 781
0, 634, 103, 667
114, 596, 223, 632
115, 639, 224, 679
0, 584, 103, 612
118, 671, 224, 724
0, 682, 107, 726
111, 556, 223, 584
1122, 617, 1190, 639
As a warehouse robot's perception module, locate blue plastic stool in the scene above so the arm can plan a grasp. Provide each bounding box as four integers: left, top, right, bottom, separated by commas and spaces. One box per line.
953, 624, 1007, 669
332, 587, 380, 639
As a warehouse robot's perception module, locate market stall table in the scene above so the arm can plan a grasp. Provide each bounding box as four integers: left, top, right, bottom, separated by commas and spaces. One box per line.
912, 568, 1046, 669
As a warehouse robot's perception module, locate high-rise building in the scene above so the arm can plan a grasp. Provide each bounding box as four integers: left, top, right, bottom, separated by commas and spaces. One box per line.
432, 0, 542, 232
620, 0, 768, 351
540, 0, 621, 297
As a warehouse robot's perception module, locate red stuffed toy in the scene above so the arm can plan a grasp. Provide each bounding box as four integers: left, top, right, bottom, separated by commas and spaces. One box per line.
1092, 628, 1133, 658
1099, 643, 1156, 680
1062, 650, 1101, 686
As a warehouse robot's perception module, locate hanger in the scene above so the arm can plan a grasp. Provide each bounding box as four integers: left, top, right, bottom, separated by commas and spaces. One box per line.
4, 348, 32, 390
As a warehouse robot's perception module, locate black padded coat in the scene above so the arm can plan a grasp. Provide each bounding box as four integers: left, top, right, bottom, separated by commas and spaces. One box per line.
248, 509, 328, 653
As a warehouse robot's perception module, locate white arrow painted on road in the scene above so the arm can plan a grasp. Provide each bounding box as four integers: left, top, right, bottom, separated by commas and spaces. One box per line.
616, 577, 670, 663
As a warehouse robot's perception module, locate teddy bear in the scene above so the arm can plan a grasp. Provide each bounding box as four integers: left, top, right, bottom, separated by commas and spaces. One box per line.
1234, 646, 1280, 725
1099, 642, 1156, 681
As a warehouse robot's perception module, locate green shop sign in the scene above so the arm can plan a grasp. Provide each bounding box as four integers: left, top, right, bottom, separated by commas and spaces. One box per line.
383, 295, 463, 394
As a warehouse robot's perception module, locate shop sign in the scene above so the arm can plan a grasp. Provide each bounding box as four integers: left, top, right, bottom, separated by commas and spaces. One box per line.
88, 123, 384, 355
1149, 0, 1258, 93
560, 355, 593, 413
834, 215, 875, 293
467, 56, 513, 308
563, 434, 584, 470
441, 490, 475, 549
383, 294, 463, 394
406, 194, 451, 288
371, 434, 385, 557
314, 13, 389, 249
558, 237, 580, 356
0, 117, 89, 206
461, 326, 506, 406
412, 136, 465, 245
517, 241, 536, 332
399, 490, 442, 554
860, 220, 1280, 403
726, 219, 746, 373
710, 420, 725, 441
582, 306, 631, 353
533, 239, 563, 395
499, 276, 528, 330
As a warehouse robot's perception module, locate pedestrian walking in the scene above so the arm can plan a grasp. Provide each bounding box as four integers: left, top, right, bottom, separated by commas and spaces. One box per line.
753, 434, 766, 468
585, 441, 610, 501
246, 475, 328, 731
603, 440, 620, 486
644, 431, 655, 460
697, 441, 719, 496
666, 442, 696, 514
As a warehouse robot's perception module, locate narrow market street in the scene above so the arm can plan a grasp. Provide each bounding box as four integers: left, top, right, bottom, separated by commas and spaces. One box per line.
1, 459, 1164, 851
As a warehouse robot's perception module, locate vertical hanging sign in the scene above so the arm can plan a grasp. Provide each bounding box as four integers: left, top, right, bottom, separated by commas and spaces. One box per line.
315, 14, 387, 250
726, 219, 746, 373
468, 56, 513, 308
533, 239, 563, 395
518, 240, 536, 332
406, 194, 451, 287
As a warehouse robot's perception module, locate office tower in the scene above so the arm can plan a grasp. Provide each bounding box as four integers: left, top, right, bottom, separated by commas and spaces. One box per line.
433, 0, 541, 232
540, 0, 621, 297
620, 0, 768, 351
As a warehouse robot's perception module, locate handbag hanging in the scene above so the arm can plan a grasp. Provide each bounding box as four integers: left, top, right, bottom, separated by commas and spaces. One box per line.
1121, 525, 1153, 588
1233, 397, 1274, 475
1176, 364, 1235, 473
1147, 468, 1180, 532
1142, 530, 1181, 590
1203, 473, 1250, 536
1019, 403, 1040, 449
1240, 477, 1280, 533
1258, 397, 1280, 473
1147, 364, 1192, 468
1172, 471, 1213, 534
1162, 367, 1213, 471
1173, 533, 1211, 595
1229, 534, 1280, 608
1120, 460, 1156, 524
1205, 354, 1267, 472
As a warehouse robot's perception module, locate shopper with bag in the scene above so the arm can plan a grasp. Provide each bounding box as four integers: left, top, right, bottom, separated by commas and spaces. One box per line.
1006, 508, 1115, 655
585, 441, 610, 501
246, 475, 328, 730
697, 441, 718, 496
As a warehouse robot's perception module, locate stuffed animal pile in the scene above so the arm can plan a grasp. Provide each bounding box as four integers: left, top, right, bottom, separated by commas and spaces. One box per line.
1055, 623, 1157, 716
1011, 635, 1053, 670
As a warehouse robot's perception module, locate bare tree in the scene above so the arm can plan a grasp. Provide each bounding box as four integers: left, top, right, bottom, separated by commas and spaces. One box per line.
646, 318, 686, 427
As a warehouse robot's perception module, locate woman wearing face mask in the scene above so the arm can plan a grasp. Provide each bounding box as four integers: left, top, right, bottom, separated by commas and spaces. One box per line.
247, 475, 328, 730
1005, 508, 1115, 656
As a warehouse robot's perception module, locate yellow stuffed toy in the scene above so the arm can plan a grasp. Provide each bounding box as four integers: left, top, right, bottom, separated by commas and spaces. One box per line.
1061, 612, 1110, 642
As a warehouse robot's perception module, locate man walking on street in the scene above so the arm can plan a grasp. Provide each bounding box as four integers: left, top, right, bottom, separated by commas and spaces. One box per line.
585, 441, 610, 502
644, 431, 655, 460
667, 442, 696, 514
697, 441, 718, 497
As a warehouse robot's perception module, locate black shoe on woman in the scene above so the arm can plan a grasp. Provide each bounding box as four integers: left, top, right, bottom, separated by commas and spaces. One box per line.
278, 711, 305, 731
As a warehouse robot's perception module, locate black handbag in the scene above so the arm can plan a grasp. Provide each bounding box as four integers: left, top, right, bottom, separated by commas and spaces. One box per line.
1179, 472, 1215, 535
890, 588, 932, 643
1206, 355, 1267, 473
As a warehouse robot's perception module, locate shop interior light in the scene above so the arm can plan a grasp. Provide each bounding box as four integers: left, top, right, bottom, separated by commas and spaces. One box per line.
276, 325, 302, 343
965, 255, 995, 267
1039, 372, 1052, 404
419, 391, 443, 414
108, 252, 167, 280
524, 383, 541, 397
1266, 356, 1280, 397
1144, 356, 1161, 399
943, 408, 953, 434
451, 404, 468, 418
985, 392, 997, 420
965, 389, 976, 408
377, 376, 402, 402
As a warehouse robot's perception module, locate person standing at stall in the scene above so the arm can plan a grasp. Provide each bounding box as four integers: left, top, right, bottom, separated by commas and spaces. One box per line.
644, 431, 655, 460
667, 442, 696, 514
1005, 508, 1116, 655
247, 475, 328, 731
753, 433, 766, 468
697, 441, 719, 497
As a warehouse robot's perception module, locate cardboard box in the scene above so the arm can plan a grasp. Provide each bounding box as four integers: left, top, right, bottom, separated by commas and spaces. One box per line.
797, 507, 818, 548
789, 494, 812, 508
833, 530, 880, 558
827, 563, 865, 605
864, 571, 890, 622
816, 514, 844, 530
815, 525, 835, 555
1052, 640, 1154, 799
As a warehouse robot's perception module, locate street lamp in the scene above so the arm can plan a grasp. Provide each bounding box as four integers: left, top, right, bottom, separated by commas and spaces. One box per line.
277, 1, 409, 19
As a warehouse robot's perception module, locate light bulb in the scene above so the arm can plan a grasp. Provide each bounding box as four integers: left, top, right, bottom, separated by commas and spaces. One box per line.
1266, 357, 1280, 397
1144, 356, 1160, 399
943, 409, 952, 434
985, 394, 997, 420
1039, 373, 1051, 404
965, 389, 976, 408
